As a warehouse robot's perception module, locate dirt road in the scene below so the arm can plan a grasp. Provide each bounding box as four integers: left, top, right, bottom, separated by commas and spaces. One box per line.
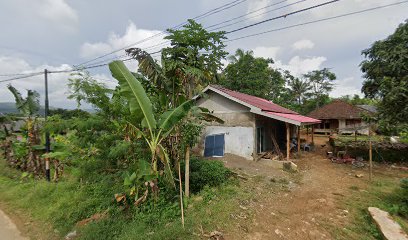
225, 151, 372, 240
0, 208, 28, 240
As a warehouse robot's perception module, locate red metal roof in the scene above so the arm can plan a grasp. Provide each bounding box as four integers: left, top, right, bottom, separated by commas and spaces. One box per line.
265, 112, 321, 124
208, 85, 321, 125
211, 85, 298, 114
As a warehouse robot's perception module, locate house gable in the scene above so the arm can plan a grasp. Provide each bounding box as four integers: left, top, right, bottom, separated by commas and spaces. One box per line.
196, 90, 251, 113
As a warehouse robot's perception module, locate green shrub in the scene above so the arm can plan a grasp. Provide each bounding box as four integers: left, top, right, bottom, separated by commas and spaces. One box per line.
385, 178, 408, 218
183, 157, 231, 193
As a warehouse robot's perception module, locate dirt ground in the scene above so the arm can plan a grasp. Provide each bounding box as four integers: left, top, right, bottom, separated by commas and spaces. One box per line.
220, 138, 408, 240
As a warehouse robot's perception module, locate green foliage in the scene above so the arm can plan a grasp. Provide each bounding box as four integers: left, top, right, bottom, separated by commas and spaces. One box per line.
221, 48, 285, 102
49, 108, 90, 119
164, 19, 227, 84
182, 158, 231, 193
339, 94, 377, 106
361, 20, 408, 133
303, 68, 336, 109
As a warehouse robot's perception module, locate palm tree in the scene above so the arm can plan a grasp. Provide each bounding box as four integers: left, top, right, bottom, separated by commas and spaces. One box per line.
287, 78, 312, 105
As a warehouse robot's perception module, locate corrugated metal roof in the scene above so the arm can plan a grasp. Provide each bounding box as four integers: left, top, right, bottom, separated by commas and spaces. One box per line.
265, 112, 321, 124
357, 105, 377, 113
205, 85, 320, 125
211, 85, 298, 114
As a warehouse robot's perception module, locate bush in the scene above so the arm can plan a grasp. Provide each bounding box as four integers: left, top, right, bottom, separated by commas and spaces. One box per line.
183, 157, 231, 193
385, 178, 408, 218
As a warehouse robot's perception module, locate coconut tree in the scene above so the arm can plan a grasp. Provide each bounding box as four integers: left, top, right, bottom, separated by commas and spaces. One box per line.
287, 77, 312, 105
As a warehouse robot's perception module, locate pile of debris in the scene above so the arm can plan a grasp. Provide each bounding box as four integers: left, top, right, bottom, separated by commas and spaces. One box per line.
256, 151, 282, 161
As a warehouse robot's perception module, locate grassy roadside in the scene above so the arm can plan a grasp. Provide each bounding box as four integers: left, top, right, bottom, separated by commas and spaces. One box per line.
327, 173, 408, 240
0, 157, 260, 240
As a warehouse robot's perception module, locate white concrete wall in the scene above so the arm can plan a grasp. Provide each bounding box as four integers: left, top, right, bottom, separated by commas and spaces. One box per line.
339, 119, 346, 129
202, 126, 254, 160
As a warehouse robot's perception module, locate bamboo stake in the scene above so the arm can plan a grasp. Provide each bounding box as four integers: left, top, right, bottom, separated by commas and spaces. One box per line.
178, 162, 185, 227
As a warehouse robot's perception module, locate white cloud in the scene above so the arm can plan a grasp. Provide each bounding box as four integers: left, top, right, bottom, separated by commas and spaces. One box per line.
246, 0, 271, 21
331, 77, 363, 97
0, 56, 106, 109
273, 56, 327, 77
80, 21, 167, 59
36, 0, 79, 32
292, 39, 314, 50
253, 46, 280, 60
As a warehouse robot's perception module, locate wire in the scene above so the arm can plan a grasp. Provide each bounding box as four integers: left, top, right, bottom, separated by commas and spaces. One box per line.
208, 0, 308, 31
0, 72, 43, 77
74, 0, 248, 68
226, 0, 340, 34
0, 72, 44, 83
226, 0, 408, 42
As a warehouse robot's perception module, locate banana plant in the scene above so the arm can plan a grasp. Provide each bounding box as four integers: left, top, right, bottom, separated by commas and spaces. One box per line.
109, 60, 195, 186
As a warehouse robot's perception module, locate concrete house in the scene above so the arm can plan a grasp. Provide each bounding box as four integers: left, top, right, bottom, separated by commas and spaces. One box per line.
307, 100, 376, 135
194, 85, 320, 160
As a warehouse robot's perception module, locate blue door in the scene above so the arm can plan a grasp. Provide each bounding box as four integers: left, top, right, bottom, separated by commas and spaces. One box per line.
204, 134, 225, 157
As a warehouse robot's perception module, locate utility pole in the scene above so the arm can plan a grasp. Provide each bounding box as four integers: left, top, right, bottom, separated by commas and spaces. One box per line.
44, 69, 51, 181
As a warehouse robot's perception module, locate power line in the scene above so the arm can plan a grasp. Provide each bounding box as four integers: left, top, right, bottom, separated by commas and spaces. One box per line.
206, 0, 288, 30
0, 72, 44, 83
226, 0, 408, 42
208, 0, 308, 31
0, 72, 43, 77
74, 0, 248, 68
226, 0, 340, 34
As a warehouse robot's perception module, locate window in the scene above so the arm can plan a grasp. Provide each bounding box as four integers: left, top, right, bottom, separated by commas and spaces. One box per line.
204, 134, 225, 157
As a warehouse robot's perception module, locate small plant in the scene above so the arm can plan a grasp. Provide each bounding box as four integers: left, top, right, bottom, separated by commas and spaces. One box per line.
183, 158, 232, 193
118, 160, 157, 207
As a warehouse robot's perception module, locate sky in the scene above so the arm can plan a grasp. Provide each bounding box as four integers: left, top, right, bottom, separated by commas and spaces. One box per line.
0, 0, 407, 109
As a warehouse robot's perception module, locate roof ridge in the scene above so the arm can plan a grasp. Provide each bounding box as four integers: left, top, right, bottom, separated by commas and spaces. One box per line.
209, 84, 299, 114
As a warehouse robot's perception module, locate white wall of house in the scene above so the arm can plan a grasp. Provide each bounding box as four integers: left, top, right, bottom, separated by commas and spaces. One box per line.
196, 91, 256, 159
202, 126, 254, 160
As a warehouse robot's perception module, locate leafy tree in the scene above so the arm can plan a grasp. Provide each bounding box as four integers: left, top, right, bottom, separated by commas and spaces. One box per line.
221, 49, 286, 102
360, 20, 408, 133
128, 19, 227, 197
49, 108, 90, 119
162, 19, 227, 101
339, 94, 377, 106
303, 68, 336, 109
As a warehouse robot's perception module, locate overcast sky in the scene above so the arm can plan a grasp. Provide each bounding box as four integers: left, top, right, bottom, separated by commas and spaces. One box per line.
0, 0, 406, 109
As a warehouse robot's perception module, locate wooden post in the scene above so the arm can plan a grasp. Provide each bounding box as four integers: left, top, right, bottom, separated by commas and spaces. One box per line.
311, 125, 315, 144
286, 123, 290, 161
306, 126, 309, 142
369, 127, 373, 181
178, 162, 185, 227
297, 126, 301, 154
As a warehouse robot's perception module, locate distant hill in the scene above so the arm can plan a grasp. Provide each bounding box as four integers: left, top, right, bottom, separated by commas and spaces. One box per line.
0, 102, 95, 115
0, 102, 21, 114
0, 102, 47, 115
